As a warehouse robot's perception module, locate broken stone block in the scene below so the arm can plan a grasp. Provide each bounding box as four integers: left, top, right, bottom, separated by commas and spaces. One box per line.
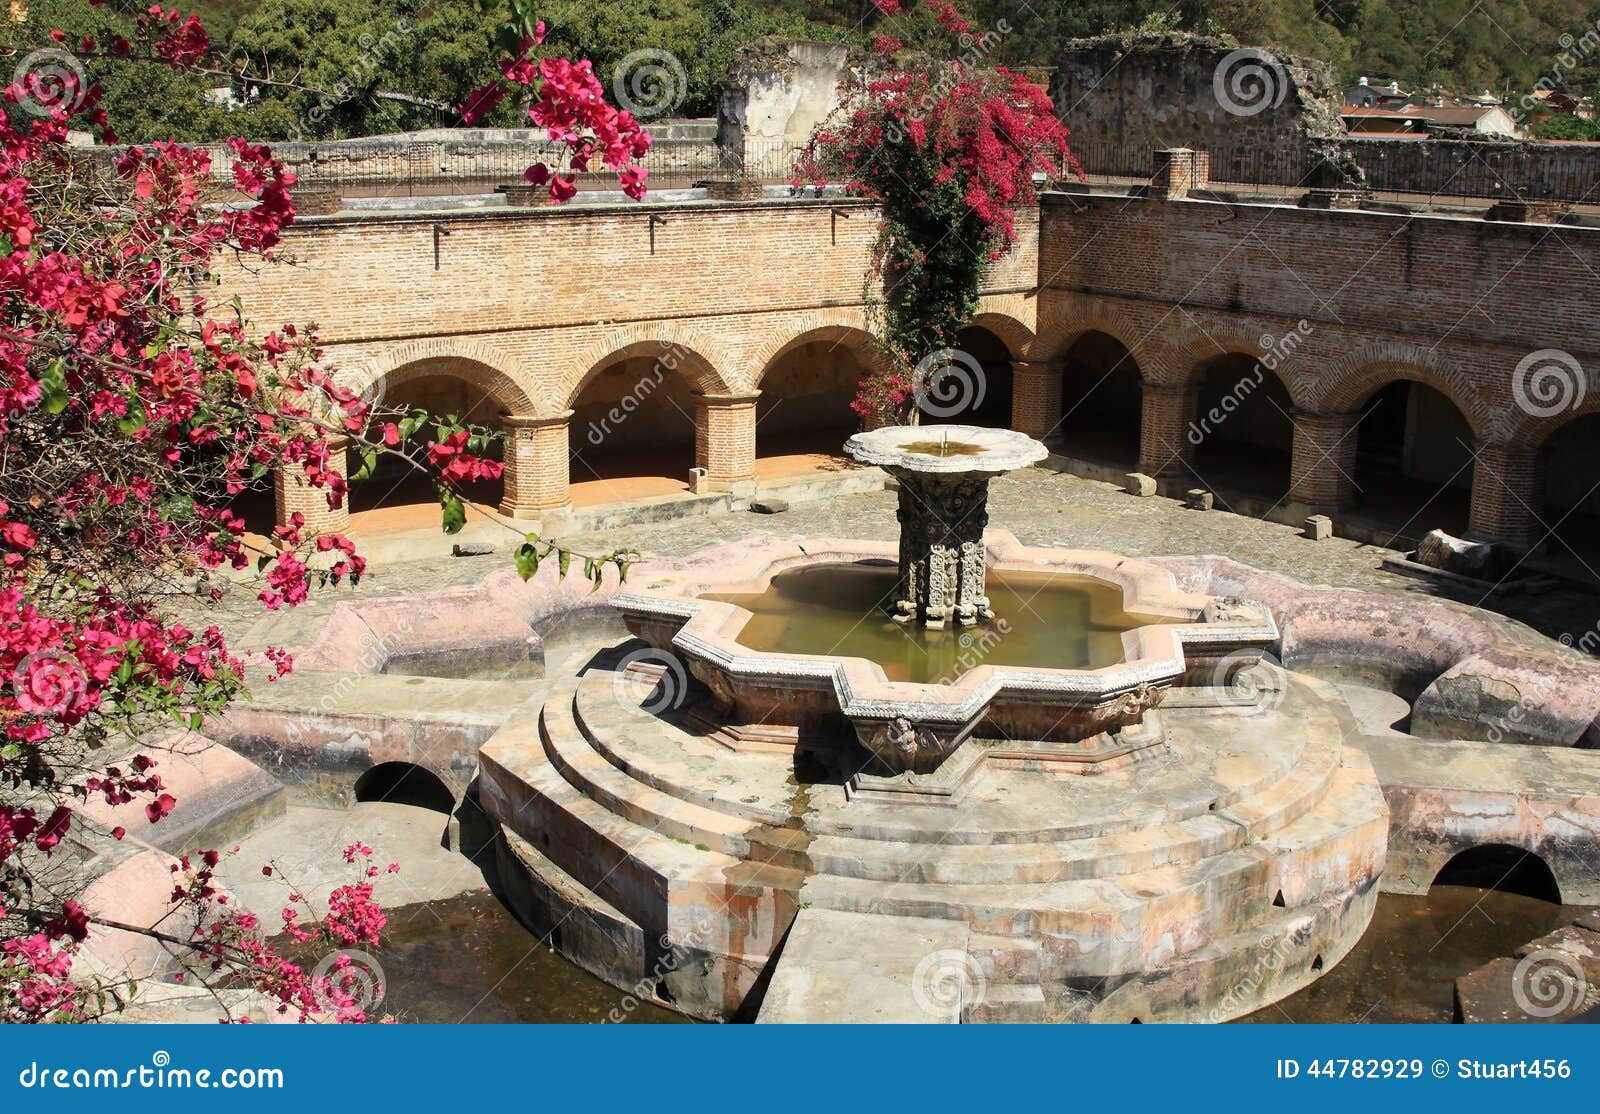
750, 499, 790, 515
1304, 515, 1332, 541
688, 466, 710, 495
1124, 472, 1156, 497
1185, 488, 1213, 511
1416, 529, 1499, 579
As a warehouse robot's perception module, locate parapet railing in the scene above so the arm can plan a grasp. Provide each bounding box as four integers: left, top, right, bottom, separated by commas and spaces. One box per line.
78, 135, 801, 198
1067, 138, 1600, 206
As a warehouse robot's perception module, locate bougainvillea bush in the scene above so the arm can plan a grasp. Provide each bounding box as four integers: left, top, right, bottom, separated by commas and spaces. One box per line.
794, 0, 1076, 424
1, 1, 642, 1023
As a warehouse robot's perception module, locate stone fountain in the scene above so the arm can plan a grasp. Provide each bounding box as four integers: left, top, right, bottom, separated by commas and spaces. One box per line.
478, 424, 1389, 1024
843, 425, 1048, 627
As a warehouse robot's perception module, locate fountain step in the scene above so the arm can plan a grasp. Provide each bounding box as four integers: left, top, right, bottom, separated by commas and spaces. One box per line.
569, 665, 1336, 847
964, 983, 1048, 1024
755, 909, 972, 1024
543, 672, 1350, 885
548, 667, 1349, 883
787, 762, 1386, 957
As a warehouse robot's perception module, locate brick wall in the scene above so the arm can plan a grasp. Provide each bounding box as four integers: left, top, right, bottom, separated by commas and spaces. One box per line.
1037, 193, 1600, 545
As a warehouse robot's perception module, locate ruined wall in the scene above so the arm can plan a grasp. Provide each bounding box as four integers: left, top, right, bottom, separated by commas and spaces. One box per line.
716, 39, 853, 171
1050, 33, 1344, 163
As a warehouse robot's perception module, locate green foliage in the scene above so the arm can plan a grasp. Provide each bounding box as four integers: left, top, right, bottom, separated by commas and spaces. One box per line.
10, 1, 1598, 142
1533, 112, 1600, 140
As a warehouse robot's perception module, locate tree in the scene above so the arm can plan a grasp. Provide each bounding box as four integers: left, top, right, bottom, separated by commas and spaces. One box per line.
1, 0, 640, 1022
795, 0, 1073, 424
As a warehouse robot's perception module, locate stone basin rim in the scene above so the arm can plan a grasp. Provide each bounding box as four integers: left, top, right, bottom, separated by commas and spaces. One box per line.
843, 423, 1050, 474
611, 532, 1280, 726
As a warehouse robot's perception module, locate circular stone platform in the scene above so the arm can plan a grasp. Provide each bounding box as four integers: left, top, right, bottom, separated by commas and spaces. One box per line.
480, 644, 1387, 1023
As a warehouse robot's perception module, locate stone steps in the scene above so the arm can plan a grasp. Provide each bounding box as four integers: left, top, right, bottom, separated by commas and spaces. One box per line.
572, 666, 1335, 848
532, 666, 1352, 888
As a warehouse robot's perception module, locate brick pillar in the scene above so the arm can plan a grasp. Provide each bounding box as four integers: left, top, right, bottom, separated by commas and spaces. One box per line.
1468, 441, 1541, 549
1138, 382, 1199, 478
274, 436, 350, 536
1150, 148, 1208, 200
498, 412, 574, 519
694, 392, 759, 493
1010, 360, 1061, 440
1289, 409, 1361, 513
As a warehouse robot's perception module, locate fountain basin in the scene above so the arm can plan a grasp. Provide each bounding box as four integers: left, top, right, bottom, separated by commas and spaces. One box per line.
613, 532, 1277, 775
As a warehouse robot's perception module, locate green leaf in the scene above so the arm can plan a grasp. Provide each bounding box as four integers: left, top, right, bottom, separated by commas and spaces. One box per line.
514, 541, 541, 581
40, 359, 70, 415
557, 549, 570, 580
439, 489, 466, 535
349, 446, 378, 483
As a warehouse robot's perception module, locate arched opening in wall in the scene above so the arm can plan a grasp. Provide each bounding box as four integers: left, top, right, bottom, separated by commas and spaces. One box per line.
1538, 413, 1600, 584
1352, 381, 1474, 540
1432, 844, 1562, 904
914, 326, 1013, 428
755, 339, 867, 479
349, 368, 507, 533
354, 762, 456, 814
1190, 354, 1295, 503
568, 353, 699, 505
1056, 332, 1142, 467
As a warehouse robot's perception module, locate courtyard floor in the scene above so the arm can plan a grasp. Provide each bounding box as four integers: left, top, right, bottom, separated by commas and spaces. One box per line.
194, 464, 1600, 663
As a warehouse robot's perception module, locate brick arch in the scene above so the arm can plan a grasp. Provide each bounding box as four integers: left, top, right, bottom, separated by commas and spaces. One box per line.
1036, 298, 1165, 380
1171, 322, 1314, 408
563, 324, 733, 409
754, 322, 893, 384
350, 338, 536, 415
1507, 391, 1600, 445
1309, 345, 1494, 440
964, 310, 1036, 361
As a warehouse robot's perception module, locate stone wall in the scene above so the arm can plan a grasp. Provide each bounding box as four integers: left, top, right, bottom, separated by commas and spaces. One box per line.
716, 39, 854, 174
1051, 33, 1345, 168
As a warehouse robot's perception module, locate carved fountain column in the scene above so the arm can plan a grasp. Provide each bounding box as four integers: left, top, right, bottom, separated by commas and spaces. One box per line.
846, 425, 1049, 629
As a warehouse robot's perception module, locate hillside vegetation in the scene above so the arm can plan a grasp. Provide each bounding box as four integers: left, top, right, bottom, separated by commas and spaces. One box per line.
8, 0, 1597, 142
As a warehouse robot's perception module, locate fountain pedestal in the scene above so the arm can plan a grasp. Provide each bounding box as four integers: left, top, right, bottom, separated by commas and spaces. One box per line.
845, 425, 1049, 628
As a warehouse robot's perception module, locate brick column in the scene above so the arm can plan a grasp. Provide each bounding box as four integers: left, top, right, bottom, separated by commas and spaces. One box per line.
274, 436, 350, 537
1289, 409, 1361, 514
498, 412, 573, 519
1468, 441, 1541, 549
1010, 360, 1060, 440
694, 392, 759, 493
1138, 382, 1199, 478
1150, 148, 1209, 200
